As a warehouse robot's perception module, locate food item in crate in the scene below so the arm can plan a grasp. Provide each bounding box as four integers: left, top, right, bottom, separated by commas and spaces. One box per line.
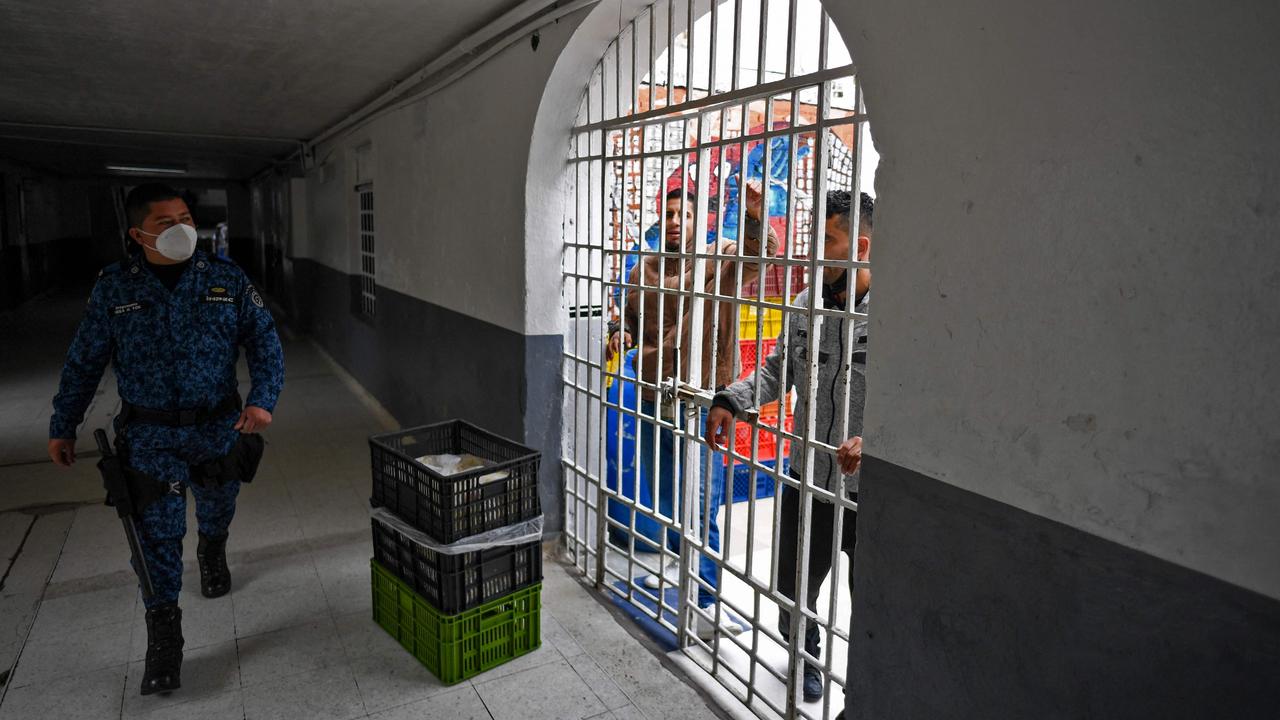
415, 453, 510, 484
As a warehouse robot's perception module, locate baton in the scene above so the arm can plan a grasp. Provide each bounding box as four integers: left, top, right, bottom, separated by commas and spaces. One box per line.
94, 429, 156, 600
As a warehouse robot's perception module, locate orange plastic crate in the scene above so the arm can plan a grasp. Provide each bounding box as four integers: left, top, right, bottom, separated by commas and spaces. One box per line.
729, 400, 793, 462
737, 338, 779, 380
733, 335, 797, 463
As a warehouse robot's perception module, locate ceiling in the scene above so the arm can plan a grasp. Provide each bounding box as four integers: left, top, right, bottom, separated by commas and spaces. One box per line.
0, 0, 516, 180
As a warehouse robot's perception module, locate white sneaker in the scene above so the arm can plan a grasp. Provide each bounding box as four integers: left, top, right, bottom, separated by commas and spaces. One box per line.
695, 607, 746, 640
641, 560, 680, 589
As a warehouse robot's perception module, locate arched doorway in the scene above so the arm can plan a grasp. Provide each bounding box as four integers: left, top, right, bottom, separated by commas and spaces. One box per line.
553, 1, 876, 716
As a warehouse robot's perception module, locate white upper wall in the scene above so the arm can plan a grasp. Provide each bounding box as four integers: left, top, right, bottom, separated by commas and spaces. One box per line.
825, 0, 1280, 598
302, 12, 589, 335
302, 151, 350, 274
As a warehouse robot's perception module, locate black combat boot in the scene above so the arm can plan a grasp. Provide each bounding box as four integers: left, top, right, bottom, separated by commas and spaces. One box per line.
196, 532, 231, 598
140, 604, 183, 695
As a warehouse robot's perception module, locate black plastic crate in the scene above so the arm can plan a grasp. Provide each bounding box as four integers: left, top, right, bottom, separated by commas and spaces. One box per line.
369, 420, 540, 544
372, 516, 543, 615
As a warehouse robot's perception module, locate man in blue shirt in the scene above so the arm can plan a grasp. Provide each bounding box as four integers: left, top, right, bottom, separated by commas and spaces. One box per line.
47, 183, 284, 696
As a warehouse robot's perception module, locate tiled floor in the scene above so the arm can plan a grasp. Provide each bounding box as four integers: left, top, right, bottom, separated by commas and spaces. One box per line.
0, 288, 725, 720
596, 497, 853, 720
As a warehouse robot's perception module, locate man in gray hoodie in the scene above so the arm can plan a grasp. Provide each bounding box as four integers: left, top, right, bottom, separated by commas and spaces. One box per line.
705, 190, 873, 703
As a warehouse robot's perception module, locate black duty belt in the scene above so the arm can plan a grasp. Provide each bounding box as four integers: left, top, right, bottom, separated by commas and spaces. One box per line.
119, 393, 242, 427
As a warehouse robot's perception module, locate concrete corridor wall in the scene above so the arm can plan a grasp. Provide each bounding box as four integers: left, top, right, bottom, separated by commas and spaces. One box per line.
274, 0, 1280, 716
823, 0, 1280, 716
276, 10, 594, 534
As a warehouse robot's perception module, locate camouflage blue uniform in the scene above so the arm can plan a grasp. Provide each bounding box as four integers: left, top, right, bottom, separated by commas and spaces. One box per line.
50, 250, 284, 608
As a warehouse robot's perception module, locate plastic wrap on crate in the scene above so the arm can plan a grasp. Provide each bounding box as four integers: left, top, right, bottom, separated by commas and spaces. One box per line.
369, 420, 541, 543
371, 507, 543, 555
371, 515, 542, 614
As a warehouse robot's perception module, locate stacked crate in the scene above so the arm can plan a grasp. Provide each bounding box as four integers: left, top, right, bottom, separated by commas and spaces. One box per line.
730, 299, 794, 501
367, 420, 542, 684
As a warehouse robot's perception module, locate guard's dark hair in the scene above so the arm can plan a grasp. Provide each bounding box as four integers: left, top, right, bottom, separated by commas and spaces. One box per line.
124, 183, 183, 228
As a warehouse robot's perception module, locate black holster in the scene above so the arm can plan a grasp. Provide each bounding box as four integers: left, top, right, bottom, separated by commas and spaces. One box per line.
191, 433, 265, 487
121, 466, 171, 511
103, 430, 177, 513
102, 450, 169, 516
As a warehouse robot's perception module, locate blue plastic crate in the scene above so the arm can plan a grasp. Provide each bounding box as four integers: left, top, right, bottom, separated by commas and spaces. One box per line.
730, 458, 785, 503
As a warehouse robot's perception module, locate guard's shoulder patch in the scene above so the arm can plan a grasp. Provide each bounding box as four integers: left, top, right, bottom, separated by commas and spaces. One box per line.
246, 284, 265, 308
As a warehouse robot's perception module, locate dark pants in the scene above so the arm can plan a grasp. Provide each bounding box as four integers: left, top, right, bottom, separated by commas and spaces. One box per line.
777, 483, 857, 658
118, 414, 241, 609
637, 400, 726, 608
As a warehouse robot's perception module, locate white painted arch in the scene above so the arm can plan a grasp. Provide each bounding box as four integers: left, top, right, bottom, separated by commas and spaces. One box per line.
525, 0, 868, 338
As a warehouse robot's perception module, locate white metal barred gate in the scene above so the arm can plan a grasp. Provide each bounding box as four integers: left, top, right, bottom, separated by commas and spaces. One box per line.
561, 1, 873, 717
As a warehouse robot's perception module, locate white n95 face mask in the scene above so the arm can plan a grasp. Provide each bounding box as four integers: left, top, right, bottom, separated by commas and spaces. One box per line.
138, 223, 198, 261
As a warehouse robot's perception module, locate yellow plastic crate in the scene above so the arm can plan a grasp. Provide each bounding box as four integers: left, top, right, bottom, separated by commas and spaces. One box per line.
739, 296, 787, 340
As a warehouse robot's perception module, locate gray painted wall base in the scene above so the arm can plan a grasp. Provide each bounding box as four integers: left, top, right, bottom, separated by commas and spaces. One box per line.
523, 333, 564, 537
290, 257, 563, 531
849, 456, 1280, 720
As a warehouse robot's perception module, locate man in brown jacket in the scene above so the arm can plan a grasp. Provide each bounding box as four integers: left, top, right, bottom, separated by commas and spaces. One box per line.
608, 182, 777, 638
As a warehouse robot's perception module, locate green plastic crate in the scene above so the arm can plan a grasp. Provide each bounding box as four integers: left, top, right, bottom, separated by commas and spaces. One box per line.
370, 558, 541, 684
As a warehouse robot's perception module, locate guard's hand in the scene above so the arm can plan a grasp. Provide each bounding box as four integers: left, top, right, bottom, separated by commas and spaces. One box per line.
235, 406, 272, 433
606, 331, 632, 362
705, 406, 736, 451
49, 438, 76, 467
837, 436, 863, 475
